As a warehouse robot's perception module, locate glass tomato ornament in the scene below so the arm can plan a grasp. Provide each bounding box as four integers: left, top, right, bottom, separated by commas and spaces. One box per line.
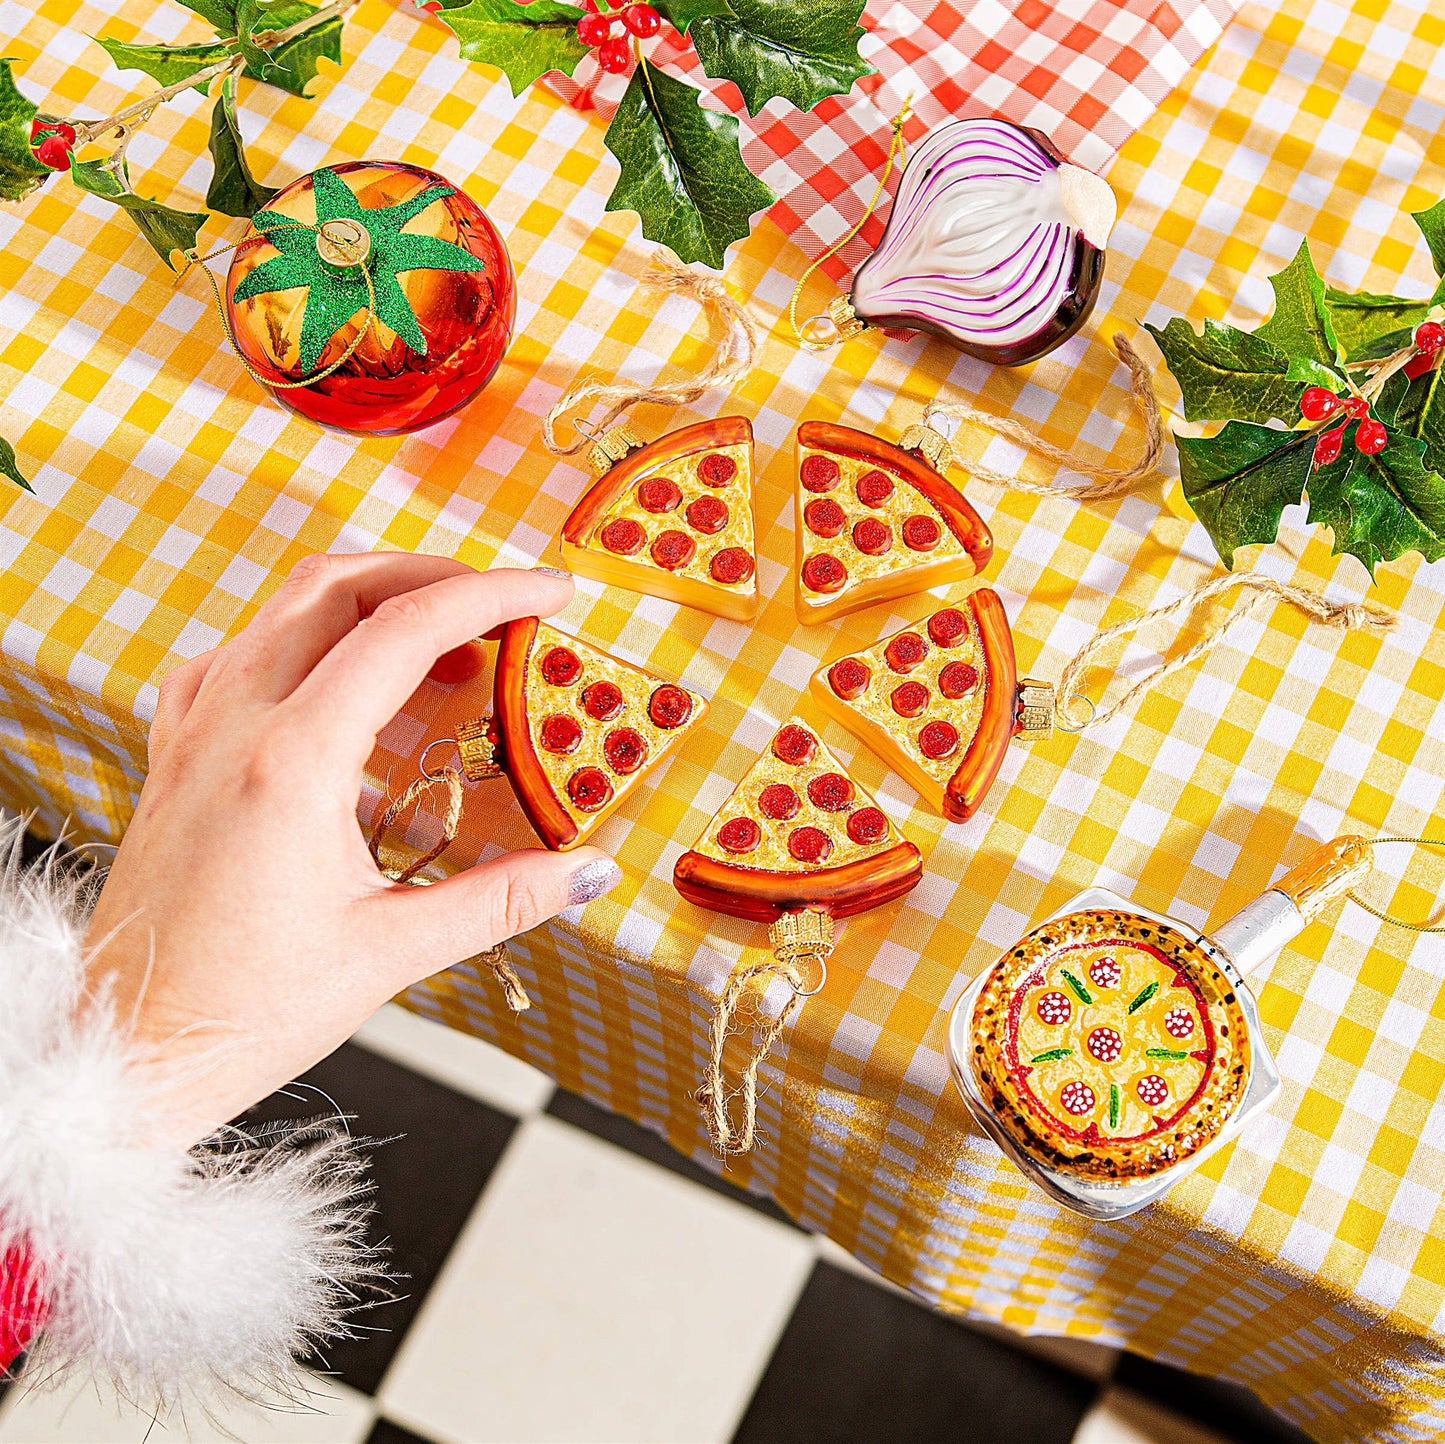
224, 161, 515, 435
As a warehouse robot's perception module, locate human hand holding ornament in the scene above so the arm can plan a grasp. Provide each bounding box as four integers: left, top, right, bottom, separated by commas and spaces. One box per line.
86, 552, 620, 1151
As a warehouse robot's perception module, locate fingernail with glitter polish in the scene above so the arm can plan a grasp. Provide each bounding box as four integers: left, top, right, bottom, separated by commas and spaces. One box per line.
532, 565, 572, 580
569, 857, 622, 906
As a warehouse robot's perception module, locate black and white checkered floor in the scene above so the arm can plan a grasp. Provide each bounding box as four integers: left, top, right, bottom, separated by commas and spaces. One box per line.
0, 1005, 1317, 1444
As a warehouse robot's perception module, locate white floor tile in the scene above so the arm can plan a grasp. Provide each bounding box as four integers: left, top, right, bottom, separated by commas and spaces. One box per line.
353, 1001, 554, 1116
379, 1114, 815, 1444
1073, 1386, 1233, 1444
0, 1368, 374, 1443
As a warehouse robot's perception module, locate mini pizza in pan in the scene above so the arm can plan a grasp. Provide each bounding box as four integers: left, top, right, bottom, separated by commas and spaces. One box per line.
793, 421, 992, 625
808, 589, 1017, 823
492, 618, 708, 850
561, 417, 758, 620
969, 909, 1252, 1182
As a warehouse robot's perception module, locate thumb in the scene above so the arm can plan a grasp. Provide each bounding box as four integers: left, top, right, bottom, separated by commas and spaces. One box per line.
372, 846, 623, 986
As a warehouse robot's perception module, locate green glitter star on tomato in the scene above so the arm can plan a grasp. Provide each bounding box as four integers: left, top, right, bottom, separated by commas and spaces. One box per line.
230, 166, 487, 373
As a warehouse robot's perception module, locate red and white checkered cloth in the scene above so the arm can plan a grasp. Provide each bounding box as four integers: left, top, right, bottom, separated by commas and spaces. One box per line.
544, 0, 1243, 275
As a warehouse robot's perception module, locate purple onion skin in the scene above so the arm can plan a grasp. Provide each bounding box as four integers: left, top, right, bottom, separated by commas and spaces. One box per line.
851, 123, 1108, 368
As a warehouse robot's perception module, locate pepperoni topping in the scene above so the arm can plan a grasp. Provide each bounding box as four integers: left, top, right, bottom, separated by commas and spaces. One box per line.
603, 727, 648, 775
927, 608, 968, 646
717, 816, 761, 853
685, 495, 729, 535
539, 714, 583, 754
1137, 1075, 1169, 1107
772, 724, 817, 765
828, 657, 870, 700
902, 514, 942, 551
567, 766, 613, 812
758, 783, 800, 820
891, 681, 930, 717
884, 631, 928, 673
800, 454, 840, 492
637, 476, 681, 513
1089, 955, 1121, 989
807, 772, 854, 811
541, 646, 582, 687
697, 452, 736, 487
787, 826, 833, 864
917, 720, 959, 760
581, 680, 624, 721
1087, 1027, 1123, 1063
648, 685, 693, 729
709, 547, 754, 585
938, 661, 978, 699
1037, 991, 1072, 1026
802, 553, 847, 593
1060, 1081, 1095, 1116
1165, 1006, 1195, 1039
601, 517, 645, 555
804, 498, 846, 538
852, 517, 893, 556
846, 807, 888, 845
651, 529, 695, 571
855, 469, 894, 507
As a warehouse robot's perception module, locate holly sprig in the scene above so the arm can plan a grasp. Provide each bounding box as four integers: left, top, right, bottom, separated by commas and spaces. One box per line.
1147, 201, 1445, 577
432, 0, 872, 269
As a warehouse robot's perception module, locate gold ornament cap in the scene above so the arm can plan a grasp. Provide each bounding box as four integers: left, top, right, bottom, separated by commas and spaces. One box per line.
766, 908, 834, 996
1015, 679, 1056, 741
827, 294, 867, 340
316, 217, 371, 268
899, 418, 953, 473
455, 715, 504, 782
588, 423, 643, 478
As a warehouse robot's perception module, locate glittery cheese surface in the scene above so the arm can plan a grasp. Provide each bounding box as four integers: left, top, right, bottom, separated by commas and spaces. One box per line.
524, 622, 708, 840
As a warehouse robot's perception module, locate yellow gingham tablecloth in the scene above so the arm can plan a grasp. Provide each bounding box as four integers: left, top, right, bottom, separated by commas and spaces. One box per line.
2, 1, 1444, 1439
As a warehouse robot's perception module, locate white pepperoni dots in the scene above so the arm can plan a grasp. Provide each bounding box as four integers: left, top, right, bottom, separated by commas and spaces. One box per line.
1060, 1081, 1095, 1116
1165, 1006, 1195, 1039
1036, 991, 1072, 1026
1087, 1027, 1123, 1063
1137, 1075, 1169, 1107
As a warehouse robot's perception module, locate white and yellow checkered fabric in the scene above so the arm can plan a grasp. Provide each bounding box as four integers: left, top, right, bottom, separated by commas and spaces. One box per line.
2, 1, 1444, 1440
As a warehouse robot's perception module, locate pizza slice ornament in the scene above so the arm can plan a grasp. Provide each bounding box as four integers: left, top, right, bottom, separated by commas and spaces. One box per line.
675, 718, 923, 1154
560, 417, 759, 620
794, 418, 992, 624
438, 618, 708, 851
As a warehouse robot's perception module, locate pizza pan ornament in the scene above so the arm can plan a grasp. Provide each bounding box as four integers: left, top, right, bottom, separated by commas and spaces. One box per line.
188, 161, 516, 435
674, 717, 923, 1154
947, 835, 1376, 1218
793, 417, 992, 625
560, 416, 760, 621
425, 617, 708, 852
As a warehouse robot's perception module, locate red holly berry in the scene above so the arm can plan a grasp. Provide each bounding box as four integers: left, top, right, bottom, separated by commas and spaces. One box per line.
1405, 351, 1440, 380
1298, 386, 1340, 421
1415, 321, 1445, 354
577, 11, 612, 45
1356, 419, 1388, 455
597, 35, 633, 71
34, 134, 72, 170
622, 3, 662, 36
1344, 395, 1369, 417
1312, 427, 1344, 468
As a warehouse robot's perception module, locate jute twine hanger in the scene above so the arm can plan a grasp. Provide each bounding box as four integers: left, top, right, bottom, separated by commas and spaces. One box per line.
366, 767, 531, 1013
542, 249, 760, 455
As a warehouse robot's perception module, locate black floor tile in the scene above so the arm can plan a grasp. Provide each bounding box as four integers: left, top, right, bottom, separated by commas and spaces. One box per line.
733, 1260, 1097, 1444
243, 1041, 517, 1395
546, 1087, 804, 1231
1116, 1352, 1314, 1444
366, 1418, 434, 1444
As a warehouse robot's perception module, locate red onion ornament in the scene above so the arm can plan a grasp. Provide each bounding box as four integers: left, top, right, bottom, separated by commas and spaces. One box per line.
794, 117, 1117, 368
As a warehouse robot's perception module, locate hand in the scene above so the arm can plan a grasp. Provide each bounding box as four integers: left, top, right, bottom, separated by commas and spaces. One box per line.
85, 553, 620, 1151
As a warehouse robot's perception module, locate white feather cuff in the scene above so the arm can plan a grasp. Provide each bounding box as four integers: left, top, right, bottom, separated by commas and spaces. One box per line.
0, 824, 383, 1409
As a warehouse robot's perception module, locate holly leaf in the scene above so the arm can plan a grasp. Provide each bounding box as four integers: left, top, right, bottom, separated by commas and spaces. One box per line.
175, 0, 240, 33
69, 156, 207, 264
654, 0, 738, 34
688, 0, 871, 116
237, 0, 342, 97
0, 59, 50, 202
1412, 197, 1445, 279
0, 437, 32, 492
95, 37, 234, 92
1324, 287, 1431, 362
604, 63, 773, 268
1254, 240, 1340, 370
206, 74, 277, 217
437, 0, 588, 95
1144, 318, 1307, 425
1176, 421, 1316, 568
1306, 429, 1445, 573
